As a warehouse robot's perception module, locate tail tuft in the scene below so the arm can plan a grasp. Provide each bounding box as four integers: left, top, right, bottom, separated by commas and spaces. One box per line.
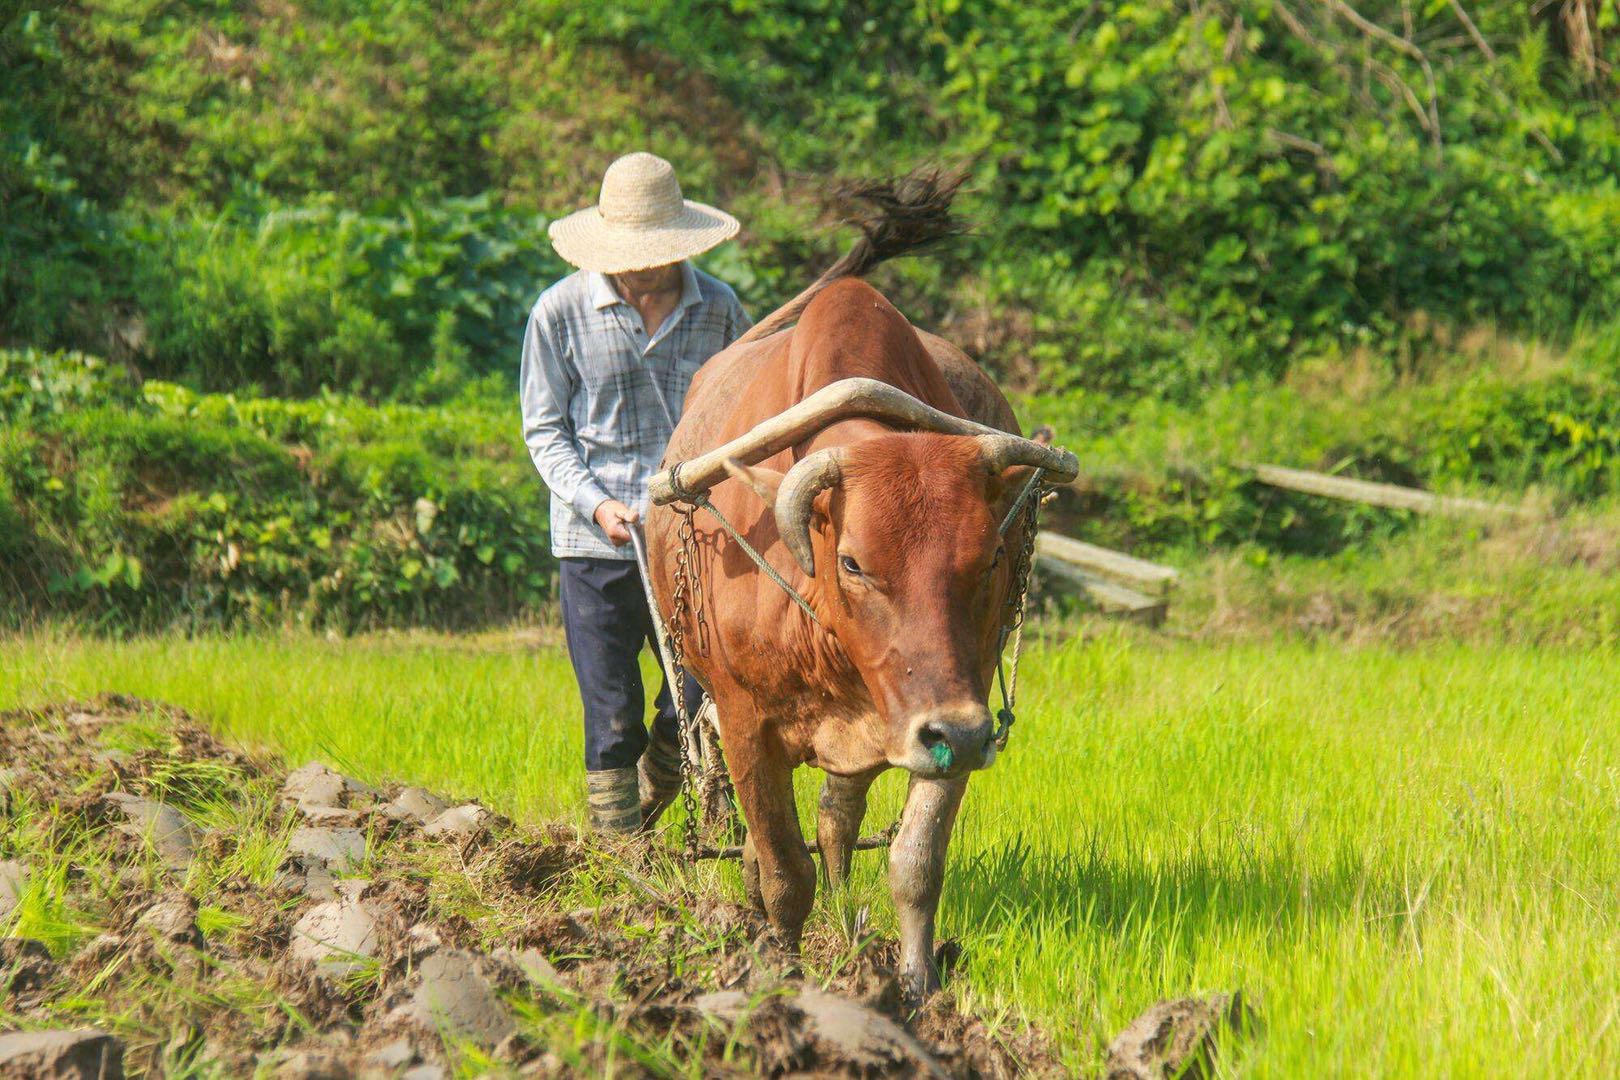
736, 165, 968, 345
829, 166, 970, 279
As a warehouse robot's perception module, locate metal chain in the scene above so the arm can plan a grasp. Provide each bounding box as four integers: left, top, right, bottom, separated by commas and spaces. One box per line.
993, 473, 1044, 750
666, 504, 705, 858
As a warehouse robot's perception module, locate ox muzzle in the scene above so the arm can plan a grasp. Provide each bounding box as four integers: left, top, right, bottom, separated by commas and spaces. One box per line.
898, 704, 997, 777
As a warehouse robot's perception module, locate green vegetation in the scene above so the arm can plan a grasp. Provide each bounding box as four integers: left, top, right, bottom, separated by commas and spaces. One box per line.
3, 0, 1618, 634
8, 345, 1617, 637
6, 630, 1620, 1074
6, 2, 1618, 1073
1, 350, 550, 631
5, 0, 1619, 400
1042, 329, 1620, 556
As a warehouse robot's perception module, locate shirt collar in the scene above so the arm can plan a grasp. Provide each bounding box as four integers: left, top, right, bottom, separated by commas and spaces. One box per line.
587, 262, 703, 311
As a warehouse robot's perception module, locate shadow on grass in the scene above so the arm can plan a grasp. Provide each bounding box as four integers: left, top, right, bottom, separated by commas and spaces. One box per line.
943, 831, 1411, 946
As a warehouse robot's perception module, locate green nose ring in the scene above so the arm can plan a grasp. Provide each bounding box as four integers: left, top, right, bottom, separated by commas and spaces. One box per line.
929, 741, 955, 770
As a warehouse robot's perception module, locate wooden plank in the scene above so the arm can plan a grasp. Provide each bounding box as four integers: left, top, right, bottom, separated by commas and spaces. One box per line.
1035, 531, 1179, 597
1035, 555, 1168, 626
1250, 464, 1532, 519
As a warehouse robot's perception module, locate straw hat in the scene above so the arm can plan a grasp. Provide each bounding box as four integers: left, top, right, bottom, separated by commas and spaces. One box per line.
548, 153, 740, 274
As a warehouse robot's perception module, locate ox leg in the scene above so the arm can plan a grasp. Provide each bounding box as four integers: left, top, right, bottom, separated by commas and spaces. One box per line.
733, 760, 816, 951
890, 774, 968, 1006
816, 768, 880, 889
740, 832, 765, 917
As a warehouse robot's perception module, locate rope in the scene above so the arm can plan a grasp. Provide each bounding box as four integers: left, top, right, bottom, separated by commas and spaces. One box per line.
690, 492, 822, 625
992, 469, 1045, 750
999, 467, 1046, 536
664, 458, 1048, 762
665, 460, 695, 503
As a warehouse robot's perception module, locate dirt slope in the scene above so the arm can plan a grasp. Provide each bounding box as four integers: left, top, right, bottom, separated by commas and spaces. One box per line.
0, 695, 1063, 1077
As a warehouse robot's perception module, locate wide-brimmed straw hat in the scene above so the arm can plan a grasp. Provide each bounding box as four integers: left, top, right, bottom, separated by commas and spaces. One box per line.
548, 153, 740, 274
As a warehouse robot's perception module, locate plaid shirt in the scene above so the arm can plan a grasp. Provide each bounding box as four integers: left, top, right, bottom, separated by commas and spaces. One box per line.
520, 264, 751, 559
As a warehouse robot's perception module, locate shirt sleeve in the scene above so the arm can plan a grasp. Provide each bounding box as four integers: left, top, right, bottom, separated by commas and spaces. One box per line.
519, 306, 612, 522
726, 292, 754, 344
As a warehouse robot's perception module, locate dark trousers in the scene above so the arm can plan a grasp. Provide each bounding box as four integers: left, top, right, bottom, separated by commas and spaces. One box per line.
558, 556, 703, 771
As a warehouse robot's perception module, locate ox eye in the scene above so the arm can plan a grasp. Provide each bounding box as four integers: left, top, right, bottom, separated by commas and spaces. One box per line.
838, 554, 863, 576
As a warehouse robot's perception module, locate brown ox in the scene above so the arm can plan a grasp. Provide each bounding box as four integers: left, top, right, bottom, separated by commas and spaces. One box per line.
646, 200, 1074, 1002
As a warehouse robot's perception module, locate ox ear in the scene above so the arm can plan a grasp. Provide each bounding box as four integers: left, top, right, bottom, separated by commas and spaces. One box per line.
986, 463, 1039, 525
722, 458, 785, 509
985, 462, 1036, 498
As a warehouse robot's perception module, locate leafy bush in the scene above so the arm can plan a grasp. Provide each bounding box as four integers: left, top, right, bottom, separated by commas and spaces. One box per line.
5, 1, 1620, 633
1040, 331, 1620, 556
124, 196, 567, 397
658, 0, 1620, 395
6, 0, 1619, 402
1, 351, 553, 631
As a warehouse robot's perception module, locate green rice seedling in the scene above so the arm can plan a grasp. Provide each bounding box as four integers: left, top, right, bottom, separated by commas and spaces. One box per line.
140, 757, 250, 818
5, 629, 1620, 1074
99, 716, 172, 755
192, 905, 248, 943
1, 794, 106, 956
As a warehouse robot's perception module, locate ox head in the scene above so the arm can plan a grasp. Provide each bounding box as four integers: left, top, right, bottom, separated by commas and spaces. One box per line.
722, 424, 1074, 780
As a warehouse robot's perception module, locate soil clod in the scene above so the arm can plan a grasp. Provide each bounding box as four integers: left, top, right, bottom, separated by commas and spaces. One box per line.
392, 949, 515, 1048
269, 1046, 347, 1080
103, 792, 199, 869
0, 859, 27, 921
1, 938, 56, 998
288, 826, 366, 868
0, 1028, 125, 1079
382, 787, 448, 825
420, 803, 492, 840
281, 762, 350, 809
362, 1036, 418, 1071
289, 897, 381, 976
135, 893, 203, 949
1105, 992, 1254, 1080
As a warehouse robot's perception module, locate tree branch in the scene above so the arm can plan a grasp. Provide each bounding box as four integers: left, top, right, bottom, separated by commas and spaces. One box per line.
1446, 0, 1497, 61
1325, 0, 1442, 157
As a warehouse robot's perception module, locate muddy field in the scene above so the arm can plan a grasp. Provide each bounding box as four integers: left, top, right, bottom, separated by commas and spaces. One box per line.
0, 695, 1075, 1077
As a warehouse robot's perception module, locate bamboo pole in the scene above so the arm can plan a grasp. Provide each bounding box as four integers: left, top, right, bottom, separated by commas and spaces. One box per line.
1036, 532, 1179, 597
1250, 464, 1532, 518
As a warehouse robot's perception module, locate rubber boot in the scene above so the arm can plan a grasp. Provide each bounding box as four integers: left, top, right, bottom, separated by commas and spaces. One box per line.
586, 767, 640, 835
638, 728, 685, 830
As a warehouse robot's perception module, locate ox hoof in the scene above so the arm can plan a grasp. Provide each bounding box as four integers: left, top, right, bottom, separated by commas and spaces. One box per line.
898, 961, 940, 1010
899, 941, 959, 1009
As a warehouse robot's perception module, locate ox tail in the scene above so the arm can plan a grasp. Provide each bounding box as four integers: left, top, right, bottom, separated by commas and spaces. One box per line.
734, 165, 968, 346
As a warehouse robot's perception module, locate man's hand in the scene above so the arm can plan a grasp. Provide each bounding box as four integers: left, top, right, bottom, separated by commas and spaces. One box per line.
593, 499, 640, 546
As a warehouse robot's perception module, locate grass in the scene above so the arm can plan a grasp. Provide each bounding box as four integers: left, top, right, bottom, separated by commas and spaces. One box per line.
1137, 505, 1620, 646
4, 628, 1620, 1075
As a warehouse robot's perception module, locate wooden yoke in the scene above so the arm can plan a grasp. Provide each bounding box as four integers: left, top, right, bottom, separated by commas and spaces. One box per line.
648, 377, 1078, 506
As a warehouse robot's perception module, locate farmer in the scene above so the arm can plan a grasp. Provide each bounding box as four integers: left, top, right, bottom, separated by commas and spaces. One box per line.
520, 152, 751, 834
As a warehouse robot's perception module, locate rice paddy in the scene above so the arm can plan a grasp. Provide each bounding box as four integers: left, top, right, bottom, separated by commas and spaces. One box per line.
4, 628, 1619, 1075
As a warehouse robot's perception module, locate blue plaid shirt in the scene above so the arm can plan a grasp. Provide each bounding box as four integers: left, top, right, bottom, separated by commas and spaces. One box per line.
520, 263, 751, 559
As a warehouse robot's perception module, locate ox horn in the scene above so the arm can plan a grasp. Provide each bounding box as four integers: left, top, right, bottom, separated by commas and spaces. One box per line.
648, 378, 1007, 506
974, 433, 1080, 481
775, 448, 846, 576
774, 434, 1078, 576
